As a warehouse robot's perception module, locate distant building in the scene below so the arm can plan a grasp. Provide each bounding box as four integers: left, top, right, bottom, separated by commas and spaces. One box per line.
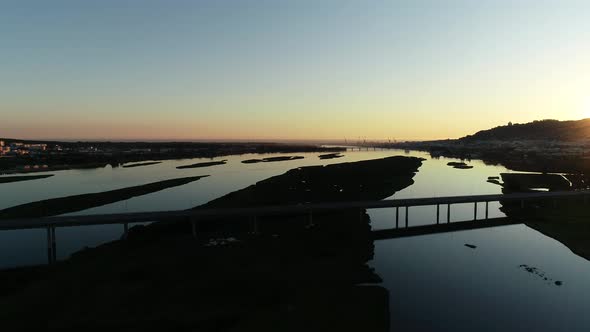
9, 143, 24, 154
25, 143, 47, 151
0, 141, 11, 156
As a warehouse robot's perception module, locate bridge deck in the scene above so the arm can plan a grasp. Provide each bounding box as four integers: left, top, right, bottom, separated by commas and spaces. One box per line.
0, 190, 587, 265
0, 190, 586, 231
372, 217, 524, 240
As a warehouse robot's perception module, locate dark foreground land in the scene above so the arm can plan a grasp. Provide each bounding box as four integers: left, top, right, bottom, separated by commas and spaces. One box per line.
500, 193, 590, 261
0, 156, 423, 331
487, 172, 590, 261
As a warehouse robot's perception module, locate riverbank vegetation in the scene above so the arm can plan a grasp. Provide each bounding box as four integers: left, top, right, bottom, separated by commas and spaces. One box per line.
319, 153, 344, 160
241, 156, 305, 164
122, 161, 162, 168
370, 119, 590, 188
176, 160, 227, 169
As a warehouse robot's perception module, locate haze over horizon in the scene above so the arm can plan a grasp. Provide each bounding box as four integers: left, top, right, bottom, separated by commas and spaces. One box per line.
1, 0, 589, 141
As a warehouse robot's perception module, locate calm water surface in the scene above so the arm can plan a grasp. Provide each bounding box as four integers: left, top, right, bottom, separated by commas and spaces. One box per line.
1, 149, 588, 331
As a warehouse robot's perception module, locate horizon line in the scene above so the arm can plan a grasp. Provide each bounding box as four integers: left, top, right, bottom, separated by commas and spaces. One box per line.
0, 137, 446, 143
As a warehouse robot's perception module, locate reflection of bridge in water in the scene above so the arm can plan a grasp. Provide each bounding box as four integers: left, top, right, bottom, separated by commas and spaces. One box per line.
0, 190, 588, 264
372, 216, 521, 240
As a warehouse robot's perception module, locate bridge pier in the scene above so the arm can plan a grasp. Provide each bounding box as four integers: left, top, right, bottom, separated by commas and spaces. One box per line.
51, 227, 56, 263
447, 204, 451, 223
46, 226, 56, 264
436, 204, 440, 224
251, 216, 259, 235
191, 217, 198, 238
46, 227, 52, 264
1, 190, 586, 267
405, 206, 409, 227
474, 202, 477, 220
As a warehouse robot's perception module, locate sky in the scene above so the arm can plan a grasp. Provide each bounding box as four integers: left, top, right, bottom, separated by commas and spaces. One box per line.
1, 0, 589, 141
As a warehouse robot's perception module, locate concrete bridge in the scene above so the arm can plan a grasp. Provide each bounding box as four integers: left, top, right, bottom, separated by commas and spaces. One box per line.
0, 190, 588, 264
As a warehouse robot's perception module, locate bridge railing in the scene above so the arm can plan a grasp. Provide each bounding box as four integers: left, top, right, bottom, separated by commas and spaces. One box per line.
1, 189, 588, 264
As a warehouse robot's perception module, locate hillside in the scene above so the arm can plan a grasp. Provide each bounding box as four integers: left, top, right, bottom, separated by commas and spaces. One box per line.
461, 119, 590, 141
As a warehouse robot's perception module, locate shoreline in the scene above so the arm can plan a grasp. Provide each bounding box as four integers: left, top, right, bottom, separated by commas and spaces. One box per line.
363, 141, 590, 188
0, 174, 55, 184
0, 143, 345, 175
0, 156, 423, 329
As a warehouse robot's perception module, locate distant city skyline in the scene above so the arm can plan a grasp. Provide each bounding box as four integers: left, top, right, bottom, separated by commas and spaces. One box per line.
1, 0, 589, 141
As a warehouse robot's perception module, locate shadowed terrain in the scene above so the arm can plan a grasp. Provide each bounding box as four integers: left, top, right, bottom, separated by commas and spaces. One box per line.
501, 173, 571, 191
499, 185, 590, 260
319, 153, 344, 160
241, 156, 305, 164
204, 156, 423, 209
463, 119, 590, 141
176, 160, 227, 169
0, 156, 424, 331
122, 161, 162, 168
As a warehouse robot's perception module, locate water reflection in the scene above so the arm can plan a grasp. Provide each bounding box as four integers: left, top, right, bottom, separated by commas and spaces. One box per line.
0, 176, 207, 219
499, 188, 590, 261
0, 149, 535, 268
373, 178, 590, 331
116, 155, 427, 329
1, 150, 590, 330
0, 209, 392, 331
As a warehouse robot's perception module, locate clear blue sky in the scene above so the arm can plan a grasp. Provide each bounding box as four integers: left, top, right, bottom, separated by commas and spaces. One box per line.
1, 0, 589, 140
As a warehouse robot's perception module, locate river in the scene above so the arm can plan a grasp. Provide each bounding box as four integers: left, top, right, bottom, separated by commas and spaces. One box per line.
0, 149, 588, 331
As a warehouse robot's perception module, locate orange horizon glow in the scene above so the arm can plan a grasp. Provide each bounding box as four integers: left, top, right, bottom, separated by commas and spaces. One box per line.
1, 1, 589, 142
